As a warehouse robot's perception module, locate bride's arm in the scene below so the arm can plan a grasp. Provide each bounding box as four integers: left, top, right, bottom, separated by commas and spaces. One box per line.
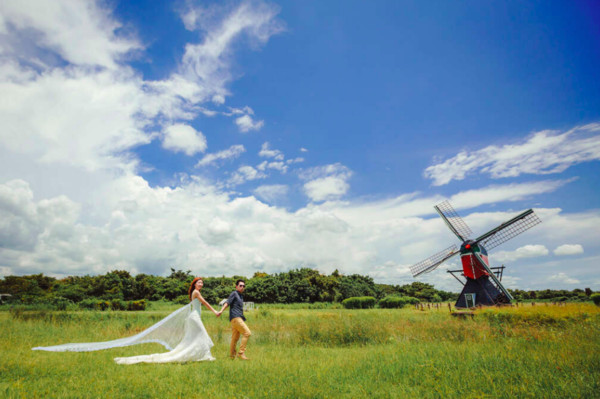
193, 291, 219, 316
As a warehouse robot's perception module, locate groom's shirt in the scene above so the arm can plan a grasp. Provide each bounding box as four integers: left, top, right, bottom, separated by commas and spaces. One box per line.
226, 291, 245, 321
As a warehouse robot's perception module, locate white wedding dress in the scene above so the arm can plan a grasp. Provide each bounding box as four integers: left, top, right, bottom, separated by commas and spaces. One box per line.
33, 299, 215, 364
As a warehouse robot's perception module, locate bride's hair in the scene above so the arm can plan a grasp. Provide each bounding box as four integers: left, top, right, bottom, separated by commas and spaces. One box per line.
188, 277, 203, 300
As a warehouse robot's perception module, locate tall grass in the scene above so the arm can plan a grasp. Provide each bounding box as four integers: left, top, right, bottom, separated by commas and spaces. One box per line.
1, 303, 598, 398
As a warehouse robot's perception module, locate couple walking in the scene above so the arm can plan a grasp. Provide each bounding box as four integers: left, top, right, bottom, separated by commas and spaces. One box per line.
33, 278, 252, 364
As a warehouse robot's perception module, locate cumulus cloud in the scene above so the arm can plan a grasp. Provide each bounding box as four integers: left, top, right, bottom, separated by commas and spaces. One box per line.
0, 0, 284, 179
162, 124, 207, 156
548, 272, 580, 285
553, 244, 584, 256
304, 177, 350, 202
0, 67, 151, 173
300, 163, 353, 202
491, 245, 549, 263
1, 175, 600, 290
228, 166, 267, 186
257, 160, 288, 173
0, 0, 141, 69
287, 157, 304, 165
425, 123, 600, 186
225, 106, 255, 116
196, 144, 245, 167
235, 114, 264, 132
253, 184, 288, 203
259, 142, 284, 160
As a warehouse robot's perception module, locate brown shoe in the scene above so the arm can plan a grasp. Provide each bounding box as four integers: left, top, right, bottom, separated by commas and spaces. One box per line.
238, 354, 250, 360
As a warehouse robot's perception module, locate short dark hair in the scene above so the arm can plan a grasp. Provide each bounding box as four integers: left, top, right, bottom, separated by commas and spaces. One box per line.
236, 279, 245, 286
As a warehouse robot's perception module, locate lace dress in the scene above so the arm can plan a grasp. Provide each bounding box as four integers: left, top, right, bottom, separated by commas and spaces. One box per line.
33, 299, 215, 364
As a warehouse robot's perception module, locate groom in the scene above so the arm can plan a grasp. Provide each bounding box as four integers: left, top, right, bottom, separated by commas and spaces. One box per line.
218, 279, 252, 360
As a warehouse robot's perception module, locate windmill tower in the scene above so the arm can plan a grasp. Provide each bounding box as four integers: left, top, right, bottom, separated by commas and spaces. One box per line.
410, 200, 541, 308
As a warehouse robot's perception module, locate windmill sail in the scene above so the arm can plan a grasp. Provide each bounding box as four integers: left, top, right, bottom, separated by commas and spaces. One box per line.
475, 209, 541, 251
410, 245, 459, 277
434, 200, 473, 242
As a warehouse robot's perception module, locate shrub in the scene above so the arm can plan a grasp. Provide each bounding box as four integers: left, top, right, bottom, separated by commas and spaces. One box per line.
342, 296, 376, 309
49, 296, 72, 311
378, 296, 407, 309
591, 293, 600, 306
401, 296, 420, 305
78, 298, 98, 310
555, 296, 568, 303
127, 299, 147, 311
77, 299, 110, 311
110, 299, 127, 310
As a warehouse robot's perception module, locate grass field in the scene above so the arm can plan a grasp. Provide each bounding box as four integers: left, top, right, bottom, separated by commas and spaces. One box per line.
1, 303, 599, 398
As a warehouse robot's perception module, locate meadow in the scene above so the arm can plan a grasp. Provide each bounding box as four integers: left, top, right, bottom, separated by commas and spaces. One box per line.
1, 303, 599, 398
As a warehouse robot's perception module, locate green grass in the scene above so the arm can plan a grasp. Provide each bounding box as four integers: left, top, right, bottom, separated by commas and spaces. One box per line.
1, 303, 599, 398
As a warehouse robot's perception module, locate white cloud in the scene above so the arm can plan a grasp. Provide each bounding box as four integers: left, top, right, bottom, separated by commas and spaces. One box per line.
492, 245, 549, 263
0, 67, 152, 173
0, 0, 283, 181
178, 1, 284, 103
449, 179, 573, 209
228, 166, 267, 186
286, 157, 304, 164
0, 0, 141, 69
225, 106, 254, 116
1, 175, 599, 290
235, 114, 264, 133
425, 123, 600, 185
300, 163, 353, 202
259, 142, 284, 160
553, 244, 584, 256
548, 272, 580, 285
253, 184, 288, 203
257, 160, 290, 174
196, 144, 245, 167
162, 124, 207, 156
304, 177, 350, 202
300, 147, 308, 152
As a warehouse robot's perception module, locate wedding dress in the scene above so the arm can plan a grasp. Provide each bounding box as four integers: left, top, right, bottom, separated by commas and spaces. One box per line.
33, 299, 215, 364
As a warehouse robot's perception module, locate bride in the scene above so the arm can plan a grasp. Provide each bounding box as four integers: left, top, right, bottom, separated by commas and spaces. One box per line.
33, 277, 219, 364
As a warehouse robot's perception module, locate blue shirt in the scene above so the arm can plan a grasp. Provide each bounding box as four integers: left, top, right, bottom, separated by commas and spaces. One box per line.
226, 290, 245, 321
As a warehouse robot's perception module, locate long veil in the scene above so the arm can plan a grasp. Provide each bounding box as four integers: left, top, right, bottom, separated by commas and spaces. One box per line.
33, 303, 192, 352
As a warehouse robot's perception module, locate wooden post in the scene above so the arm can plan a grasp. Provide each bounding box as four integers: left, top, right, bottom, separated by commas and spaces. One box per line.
448, 302, 452, 313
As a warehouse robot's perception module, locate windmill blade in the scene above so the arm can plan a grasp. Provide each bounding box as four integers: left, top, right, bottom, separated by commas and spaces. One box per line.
472, 251, 514, 301
434, 200, 473, 242
475, 209, 541, 251
410, 245, 459, 277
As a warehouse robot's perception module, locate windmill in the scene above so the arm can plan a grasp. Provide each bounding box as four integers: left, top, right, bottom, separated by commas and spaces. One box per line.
410, 200, 541, 308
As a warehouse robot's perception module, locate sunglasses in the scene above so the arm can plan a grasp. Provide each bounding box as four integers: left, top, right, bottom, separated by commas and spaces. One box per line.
238, 284, 245, 287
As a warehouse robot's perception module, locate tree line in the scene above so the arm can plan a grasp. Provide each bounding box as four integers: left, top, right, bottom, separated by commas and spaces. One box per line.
0, 268, 594, 308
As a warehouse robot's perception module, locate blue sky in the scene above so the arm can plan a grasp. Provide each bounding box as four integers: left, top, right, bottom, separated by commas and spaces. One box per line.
0, 0, 599, 291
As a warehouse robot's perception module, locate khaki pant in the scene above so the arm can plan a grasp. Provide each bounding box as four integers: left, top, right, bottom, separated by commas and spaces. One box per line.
230, 317, 251, 357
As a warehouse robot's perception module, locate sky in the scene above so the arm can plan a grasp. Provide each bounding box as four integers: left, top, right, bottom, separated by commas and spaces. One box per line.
0, 0, 599, 292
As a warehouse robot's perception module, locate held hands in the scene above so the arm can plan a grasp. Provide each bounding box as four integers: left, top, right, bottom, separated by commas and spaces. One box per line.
216, 310, 222, 318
